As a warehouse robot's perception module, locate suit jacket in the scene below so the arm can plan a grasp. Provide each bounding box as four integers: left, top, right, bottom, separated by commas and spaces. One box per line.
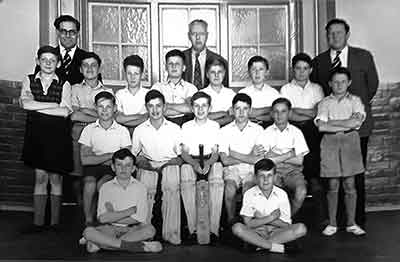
183, 48, 229, 89
310, 46, 379, 137
35, 46, 86, 86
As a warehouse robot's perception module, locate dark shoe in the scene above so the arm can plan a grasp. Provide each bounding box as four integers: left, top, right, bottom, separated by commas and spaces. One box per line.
284, 240, 302, 254
183, 233, 198, 245
48, 224, 63, 233
20, 224, 47, 234
209, 233, 219, 246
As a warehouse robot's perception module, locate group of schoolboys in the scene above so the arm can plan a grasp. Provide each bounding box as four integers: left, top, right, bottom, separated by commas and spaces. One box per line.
21, 19, 367, 255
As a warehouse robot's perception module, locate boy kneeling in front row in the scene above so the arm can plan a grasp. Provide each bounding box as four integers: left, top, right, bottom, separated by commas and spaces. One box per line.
232, 159, 307, 254
80, 148, 162, 253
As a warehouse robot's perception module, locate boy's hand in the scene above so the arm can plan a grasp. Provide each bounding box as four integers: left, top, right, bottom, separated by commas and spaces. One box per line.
193, 162, 203, 175
105, 202, 114, 212
351, 112, 363, 120
201, 163, 211, 175
136, 156, 154, 171
251, 145, 266, 156
270, 209, 281, 220
254, 210, 264, 218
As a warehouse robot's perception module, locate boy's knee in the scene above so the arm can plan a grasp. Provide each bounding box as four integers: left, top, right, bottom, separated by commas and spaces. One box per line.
144, 225, 156, 239
224, 181, 237, 198
232, 222, 245, 236
295, 186, 307, 201
293, 223, 307, 238
83, 226, 96, 240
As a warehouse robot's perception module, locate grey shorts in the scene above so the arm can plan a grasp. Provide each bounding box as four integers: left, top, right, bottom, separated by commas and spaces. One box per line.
320, 131, 365, 178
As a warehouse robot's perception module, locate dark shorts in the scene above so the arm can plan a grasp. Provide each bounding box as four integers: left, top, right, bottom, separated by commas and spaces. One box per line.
83, 165, 113, 179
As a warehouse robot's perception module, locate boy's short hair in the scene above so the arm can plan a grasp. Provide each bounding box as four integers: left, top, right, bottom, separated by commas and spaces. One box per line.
112, 148, 136, 165
94, 91, 116, 105
232, 93, 252, 108
190, 91, 212, 106
189, 19, 208, 31
247, 56, 269, 71
145, 89, 165, 104
254, 158, 276, 174
329, 66, 352, 81
205, 57, 226, 72
54, 15, 80, 31
165, 49, 185, 64
123, 55, 144, 72
272, 97, 292, 110
291, 53, 312, 68
80, 51, 102, 66
325, 18, 350, 33
37, 45, 61, 61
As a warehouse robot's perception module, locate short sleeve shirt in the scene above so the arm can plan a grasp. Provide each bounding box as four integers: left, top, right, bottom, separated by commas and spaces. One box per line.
151, 79, 197, 104
280, 80, 324, 109
71, 80, 114, 109
240, 185, 292, 224
239, 83, 280, 108
131, 119, 182, 162
202, 85, 236, 112
181, 119, 220, 156
78, 120, 132, 155
115, 86, 148, 115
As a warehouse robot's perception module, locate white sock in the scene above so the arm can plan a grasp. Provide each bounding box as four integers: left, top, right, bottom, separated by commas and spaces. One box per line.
270, 243, 284, 253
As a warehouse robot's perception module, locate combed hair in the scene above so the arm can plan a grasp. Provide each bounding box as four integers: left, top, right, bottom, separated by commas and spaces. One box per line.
54, 15, 80, 31
271, 97, 292, 110
254, 158, 276, 174
291, 52, 312, 68
37, 45, 61, 61
145, 89, 165, 104
190, 91, 212, 106
165, 49, 185, 64
189, 19, 208, 31
112, 148, 136, 165
247, 56, 269, 71
80, 51, 102, 66
329, 66, 352, 81
123, 55, 144, 72
325, 18, 350, 33
232, 93, 252, 108
94, 91, 116, 105
205, 57, 226, 72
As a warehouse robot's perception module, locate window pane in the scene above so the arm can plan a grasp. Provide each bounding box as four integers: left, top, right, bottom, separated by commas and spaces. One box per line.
121, 7, 148, 45
260, 46, 286, 80
162, 9, 189, 46
260, 8, 286, 44
92, 6, 119, 42
231, 8, 257, 45
122, 46, 149, 81
232, 47, 257, 82
190, 9, 218, 47
93, 44, 119, 80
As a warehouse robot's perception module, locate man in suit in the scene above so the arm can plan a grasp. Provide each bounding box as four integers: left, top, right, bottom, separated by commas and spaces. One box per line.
35, 15, 85, 86
183, 19, 229, 89
311, 18, 379, 227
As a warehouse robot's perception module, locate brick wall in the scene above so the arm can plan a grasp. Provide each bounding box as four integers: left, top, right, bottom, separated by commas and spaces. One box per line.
1, 79, 400, 210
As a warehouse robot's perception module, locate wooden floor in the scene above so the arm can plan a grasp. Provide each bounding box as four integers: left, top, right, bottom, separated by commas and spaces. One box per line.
0, 207, 399, 262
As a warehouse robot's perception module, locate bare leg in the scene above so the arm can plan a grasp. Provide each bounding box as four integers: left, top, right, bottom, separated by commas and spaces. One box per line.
291, 182, 307, 216
327, 178, 340, 226
49, 173, 63, 225
232, 223, 272, 250
224, 180, 238, 224
83, 176, 96, 224
268, 223, 307, 244
120, 224, 156, 242
33, 169, 49, 226
343, 176, 357, 226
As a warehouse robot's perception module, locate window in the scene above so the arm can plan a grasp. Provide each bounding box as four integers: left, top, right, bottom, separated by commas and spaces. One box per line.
88, 2, 151, 86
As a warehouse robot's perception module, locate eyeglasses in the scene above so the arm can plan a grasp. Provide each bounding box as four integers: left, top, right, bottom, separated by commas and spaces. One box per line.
59, 29, 78, 37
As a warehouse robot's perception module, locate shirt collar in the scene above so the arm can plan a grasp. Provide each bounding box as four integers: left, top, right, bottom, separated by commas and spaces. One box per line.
272, 123, 290, 132
59, 44, 77, 58
255, 185, 279, 199
290, 79, 311, 89
94, 119, 118, 130
329, 92, 351, 101
167, 78, 184, 87
111, 176, 136, 187
330, 45, 348, 59
144, 118, 169, 128
192, 48, 207, 58
82, 80, 104, 90
232, 120, 255, 130
34, 71, 59, 83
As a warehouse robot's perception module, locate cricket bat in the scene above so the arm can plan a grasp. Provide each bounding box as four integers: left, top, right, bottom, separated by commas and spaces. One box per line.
196, 144, 210, 244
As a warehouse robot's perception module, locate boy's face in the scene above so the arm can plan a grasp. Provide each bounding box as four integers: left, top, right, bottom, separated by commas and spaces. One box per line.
329, 73, 351, 96
58, 21, 78, 50
166, 56, 185, 79
272, 102, 290, 126
125, 65, 142, 89
81, 57, 100, 81
249, 61, 268, 85
207, 65, 225, 86
112, 157, 135, 180
256, 169, 276, 192
146, 98, 165, 121
188, 23, 208, 52
233, 101, 251, 123
37, 53, 60, 75
96, 98, 116, 122
293, 61, 312, 82
192, 97, 210, 120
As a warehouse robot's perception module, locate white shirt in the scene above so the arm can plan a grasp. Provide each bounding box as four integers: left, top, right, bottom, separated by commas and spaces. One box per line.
280, 80, 324, 109
115, 86, 148, 115
256, 123, 309, 157
59, 44, 77, 60
131, 119, 182, 162
151, 79, 197, 104
240, 185, 291, 224
330, 45, 348, 67
71, 80, 113, 109
181, 119, 220, 156
78, 120, 132, 155
97, 176, 148, 224
202, 85, 236, 112
191, 48, 207, 85
239, 83, 281, 108
219, 121, 264, 155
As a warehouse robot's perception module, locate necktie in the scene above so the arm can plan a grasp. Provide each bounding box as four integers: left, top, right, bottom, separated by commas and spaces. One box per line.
193, 52, 203, 90
331, 50, 342, 69
63, 49, 72, 70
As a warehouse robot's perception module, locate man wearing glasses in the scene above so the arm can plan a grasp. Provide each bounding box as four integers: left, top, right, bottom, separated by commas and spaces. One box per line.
183, 19, 229, 90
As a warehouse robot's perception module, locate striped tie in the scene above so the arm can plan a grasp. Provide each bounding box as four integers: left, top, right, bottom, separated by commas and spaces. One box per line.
331, 50, 342, 69
193, 53, 203, 90
62, 49, 72, 70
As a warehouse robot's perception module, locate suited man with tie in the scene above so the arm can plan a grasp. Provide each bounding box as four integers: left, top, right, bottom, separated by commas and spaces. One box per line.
311, 18, 379, 227
183, 19, 229, 89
